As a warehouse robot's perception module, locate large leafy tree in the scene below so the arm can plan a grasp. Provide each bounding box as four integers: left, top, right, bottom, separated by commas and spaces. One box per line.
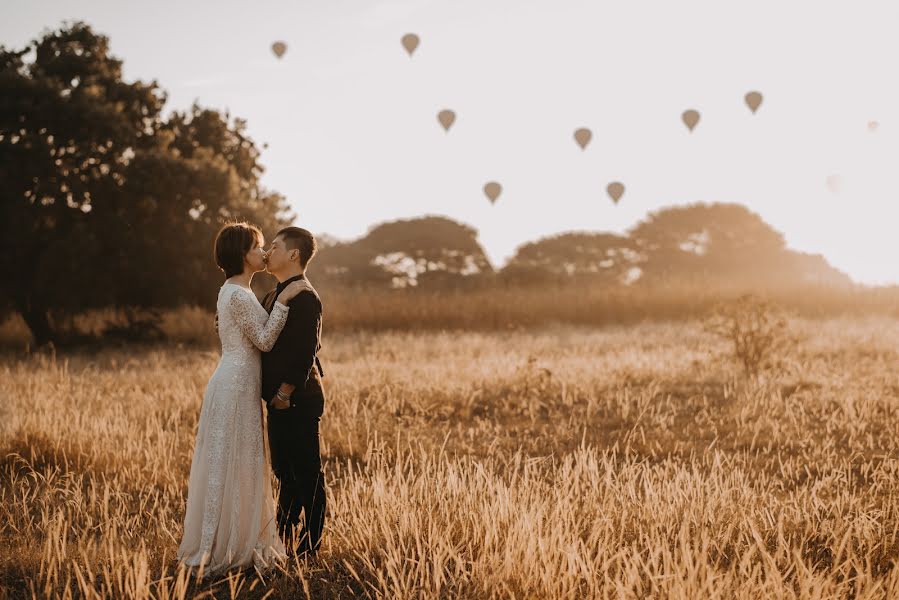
0, 22, 291, 345
628, 203, 852, 287
501, 232, 641, 285
628, 203, 788, 284
314, 216, 493, 288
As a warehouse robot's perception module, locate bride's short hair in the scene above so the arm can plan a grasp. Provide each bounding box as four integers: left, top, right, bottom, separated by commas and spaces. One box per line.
214, 221, 263, 278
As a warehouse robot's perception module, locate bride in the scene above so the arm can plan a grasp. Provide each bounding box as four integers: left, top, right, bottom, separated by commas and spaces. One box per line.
177, 221, 310, 576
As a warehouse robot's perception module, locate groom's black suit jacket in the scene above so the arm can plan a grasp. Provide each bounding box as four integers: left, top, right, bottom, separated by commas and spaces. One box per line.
261, 274, 325, 418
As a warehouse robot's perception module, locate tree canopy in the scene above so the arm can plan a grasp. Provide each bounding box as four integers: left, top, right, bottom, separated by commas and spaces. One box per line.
626, 203, 849, 286
313, 216, 493, 288
0, 22, 290, 344
502, 232, 640, 285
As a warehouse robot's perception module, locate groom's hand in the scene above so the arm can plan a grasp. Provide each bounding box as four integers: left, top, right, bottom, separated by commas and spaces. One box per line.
269, 396, 290, 410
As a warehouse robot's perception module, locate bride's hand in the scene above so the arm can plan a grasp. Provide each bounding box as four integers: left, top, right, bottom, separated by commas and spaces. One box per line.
277, 279, 313, 304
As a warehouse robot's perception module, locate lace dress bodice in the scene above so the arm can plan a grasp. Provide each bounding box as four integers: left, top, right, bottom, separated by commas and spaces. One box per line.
212, 283, 289, 398
218, 282, 288, 361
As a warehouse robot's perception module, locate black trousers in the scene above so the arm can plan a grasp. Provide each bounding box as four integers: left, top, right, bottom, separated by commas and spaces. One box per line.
267, 407, 326, 554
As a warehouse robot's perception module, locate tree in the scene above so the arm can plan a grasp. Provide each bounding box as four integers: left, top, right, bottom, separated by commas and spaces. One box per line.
778, 251, 852, 287
0, 22, 291, 345
628, 203, 852, 287
501, 232, 641, 285
119, 104, 291, 307
628, 203, 784, 284
313, 216, 493, 288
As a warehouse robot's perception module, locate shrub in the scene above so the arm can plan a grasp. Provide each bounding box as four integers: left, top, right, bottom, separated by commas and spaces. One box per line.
704, 294, 793, 378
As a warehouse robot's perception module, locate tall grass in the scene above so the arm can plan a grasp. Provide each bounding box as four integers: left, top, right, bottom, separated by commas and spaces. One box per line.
1, 281, 897, 348
2, 317, 898, 598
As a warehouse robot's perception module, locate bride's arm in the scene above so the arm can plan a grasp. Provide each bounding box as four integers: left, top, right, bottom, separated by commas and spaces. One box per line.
227, 288, 289, 352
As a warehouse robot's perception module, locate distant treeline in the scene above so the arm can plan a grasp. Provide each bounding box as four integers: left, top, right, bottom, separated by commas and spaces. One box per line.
304, 204, 852, 292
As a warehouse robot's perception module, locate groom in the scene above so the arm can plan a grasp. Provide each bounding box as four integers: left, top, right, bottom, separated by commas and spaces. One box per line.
261, 226, 326, 557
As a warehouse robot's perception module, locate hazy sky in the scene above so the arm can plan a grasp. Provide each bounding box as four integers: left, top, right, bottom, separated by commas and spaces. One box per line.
5, 0, 898, 284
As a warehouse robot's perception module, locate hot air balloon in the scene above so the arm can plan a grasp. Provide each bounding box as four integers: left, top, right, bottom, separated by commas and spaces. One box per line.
868, 120, 879, 132
484, 181, 502, 204
826, 174, 842, 193
574, 128, 592, 150
745, 91, 763, 114
402, 33, 420, 57
271, 41, 287, 59
438, 109, 456, 132
682, 109, 700, 132
607, 182, 625, 204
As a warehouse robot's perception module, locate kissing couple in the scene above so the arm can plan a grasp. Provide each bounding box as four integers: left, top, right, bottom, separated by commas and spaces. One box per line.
176, 222, 327, 576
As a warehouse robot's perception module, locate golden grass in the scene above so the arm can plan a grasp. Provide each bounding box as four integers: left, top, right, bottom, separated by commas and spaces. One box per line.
2, 317, 899, 598
312, 282, 899, 333
1, 281, 897, 349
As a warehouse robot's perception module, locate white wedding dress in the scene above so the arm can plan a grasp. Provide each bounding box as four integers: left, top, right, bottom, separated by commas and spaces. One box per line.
177, 282, 288, 575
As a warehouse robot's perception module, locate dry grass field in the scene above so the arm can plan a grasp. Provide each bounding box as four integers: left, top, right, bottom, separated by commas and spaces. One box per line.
2, 315, 899, 598
1, 282, 897, 350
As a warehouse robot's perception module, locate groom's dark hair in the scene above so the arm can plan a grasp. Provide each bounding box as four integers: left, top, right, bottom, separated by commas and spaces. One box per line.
276, 227, 317, 268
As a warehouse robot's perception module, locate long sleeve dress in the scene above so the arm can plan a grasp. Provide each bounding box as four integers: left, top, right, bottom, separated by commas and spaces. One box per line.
177, 282, 288, 575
